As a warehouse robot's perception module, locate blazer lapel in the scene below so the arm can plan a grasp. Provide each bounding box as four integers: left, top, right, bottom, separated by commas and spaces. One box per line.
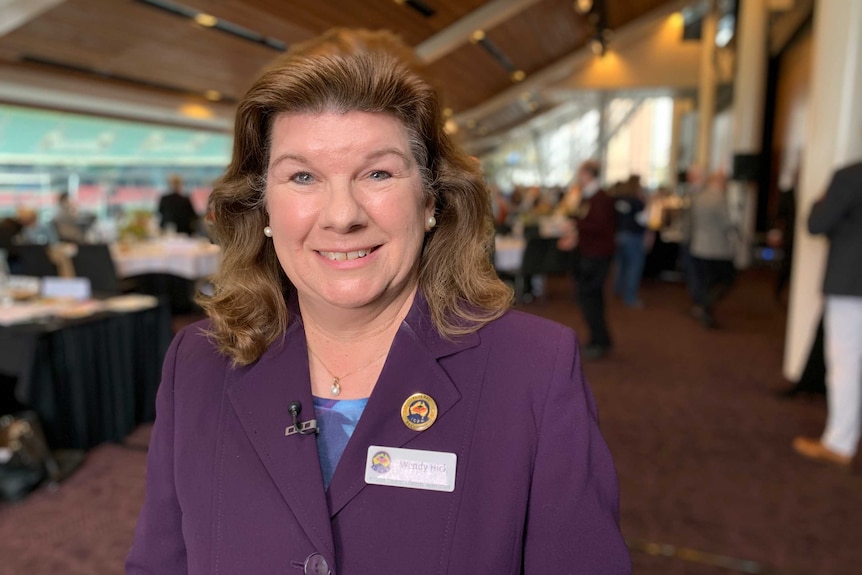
226, 321, 335, 556
325, 295, 480, 517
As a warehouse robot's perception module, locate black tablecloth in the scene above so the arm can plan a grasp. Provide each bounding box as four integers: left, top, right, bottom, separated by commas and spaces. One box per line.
0, 304, 172, 450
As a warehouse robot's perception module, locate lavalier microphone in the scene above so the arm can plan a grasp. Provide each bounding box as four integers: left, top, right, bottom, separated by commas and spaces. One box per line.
285, 401, 319, 436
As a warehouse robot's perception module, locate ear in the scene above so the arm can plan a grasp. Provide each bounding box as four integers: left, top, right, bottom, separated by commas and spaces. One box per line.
423, 192, 435, 218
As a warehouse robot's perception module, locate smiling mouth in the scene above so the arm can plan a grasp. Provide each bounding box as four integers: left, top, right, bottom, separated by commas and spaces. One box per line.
317, 246, 379, 262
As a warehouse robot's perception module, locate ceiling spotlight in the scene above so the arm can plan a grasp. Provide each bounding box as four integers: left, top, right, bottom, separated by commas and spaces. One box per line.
442, 107, 453, 118
470, 29, 486, 43
589, 36, 606, 57
204, 90, 222, 102
193, 13, 218, 27
444, 119, 459, 134
511, 70, 526, 82
574, 0, 593, 14
179, 104, 214, 120
467, 119, 477, 129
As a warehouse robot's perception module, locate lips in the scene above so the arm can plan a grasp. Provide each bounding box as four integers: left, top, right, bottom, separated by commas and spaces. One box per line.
317, 246, 379, 261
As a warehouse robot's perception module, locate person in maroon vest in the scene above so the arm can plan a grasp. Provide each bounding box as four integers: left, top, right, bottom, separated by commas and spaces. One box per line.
571, 160, 617, 359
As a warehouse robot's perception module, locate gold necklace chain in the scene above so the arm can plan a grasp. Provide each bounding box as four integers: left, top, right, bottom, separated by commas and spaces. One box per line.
307, 345, 389, 397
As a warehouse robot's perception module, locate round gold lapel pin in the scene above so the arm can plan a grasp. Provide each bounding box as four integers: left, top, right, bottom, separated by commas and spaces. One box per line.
401, 393, 438, 431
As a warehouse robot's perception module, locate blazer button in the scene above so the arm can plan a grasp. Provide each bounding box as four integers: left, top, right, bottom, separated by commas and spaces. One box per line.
303, 553, 331, 575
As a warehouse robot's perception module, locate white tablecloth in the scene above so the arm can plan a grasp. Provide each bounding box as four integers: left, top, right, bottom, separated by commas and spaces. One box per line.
494, 236, 525, 272
112, 238, 221, 280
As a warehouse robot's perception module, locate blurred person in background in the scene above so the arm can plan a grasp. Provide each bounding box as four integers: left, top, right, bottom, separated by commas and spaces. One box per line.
563, 160, 616, 359
793, 159, 862, 467
53, 191, 95, 243
126, 28, 629, 574
157, 174, 198, 236
688, 171, 736, 328
613, 175, 648, 308
489, 184, 510, 234
679, 165, 705, 307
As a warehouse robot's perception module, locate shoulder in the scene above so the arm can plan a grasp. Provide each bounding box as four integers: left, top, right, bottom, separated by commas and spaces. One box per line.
597, 189, 614, 204
167, 318, 232, 379
172, 318, 214, 352
478, 309, 578, 361
473, 310, 590, 429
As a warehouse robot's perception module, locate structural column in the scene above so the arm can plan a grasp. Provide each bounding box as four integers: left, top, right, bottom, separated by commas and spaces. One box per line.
728, 0, 768, 268
668, 99, 683, 185
695, 3, 717, 168
784, 0, 862, 379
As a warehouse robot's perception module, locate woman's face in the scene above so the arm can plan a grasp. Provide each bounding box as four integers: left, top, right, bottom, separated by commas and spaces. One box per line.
265, 111, 433, 314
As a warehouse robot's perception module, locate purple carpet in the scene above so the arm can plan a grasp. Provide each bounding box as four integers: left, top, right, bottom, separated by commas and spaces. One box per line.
1, 270, 859, 574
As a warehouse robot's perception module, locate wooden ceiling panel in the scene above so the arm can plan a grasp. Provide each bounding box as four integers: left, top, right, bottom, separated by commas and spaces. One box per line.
179, 0, 317, 45
605, 0, 673, 29
0, 0, 280, 98
487, 0, 593, 75
0, 0, 681, 138
184, 0, 491, 47
424, 40, 512, 113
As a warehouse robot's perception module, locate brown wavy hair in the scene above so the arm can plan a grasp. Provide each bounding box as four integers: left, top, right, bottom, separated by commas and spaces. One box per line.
199, 28, 511, 366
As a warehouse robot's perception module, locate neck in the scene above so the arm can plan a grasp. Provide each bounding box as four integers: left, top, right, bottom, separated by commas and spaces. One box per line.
582, 180, 601, 199
300, 285, 418, 398
299, 284, 418, 344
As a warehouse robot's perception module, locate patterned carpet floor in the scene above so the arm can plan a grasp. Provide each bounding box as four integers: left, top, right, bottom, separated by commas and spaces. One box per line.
1, 269, 859, 574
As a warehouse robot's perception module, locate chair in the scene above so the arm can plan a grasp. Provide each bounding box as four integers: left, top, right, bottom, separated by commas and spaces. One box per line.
16, 244, 58, 277
71, 244, 136, 296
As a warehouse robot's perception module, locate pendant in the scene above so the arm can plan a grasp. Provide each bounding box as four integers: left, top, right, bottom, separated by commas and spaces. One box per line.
330, 377, 341, 397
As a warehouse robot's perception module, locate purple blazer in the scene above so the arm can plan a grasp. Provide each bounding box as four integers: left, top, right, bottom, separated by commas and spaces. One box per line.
126, 295, 630, 574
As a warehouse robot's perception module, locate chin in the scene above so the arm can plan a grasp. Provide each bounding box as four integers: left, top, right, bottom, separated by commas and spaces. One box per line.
319, 280, 414, 312
317, 285, 386, 310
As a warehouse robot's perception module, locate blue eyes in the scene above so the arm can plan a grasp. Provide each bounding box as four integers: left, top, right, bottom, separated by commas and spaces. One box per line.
369, 170, 392, 181
288, 171, 392, 184
290, 172, 314, 185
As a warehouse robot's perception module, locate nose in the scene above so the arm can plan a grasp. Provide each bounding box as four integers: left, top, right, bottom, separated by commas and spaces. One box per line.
318, 178, 366, 233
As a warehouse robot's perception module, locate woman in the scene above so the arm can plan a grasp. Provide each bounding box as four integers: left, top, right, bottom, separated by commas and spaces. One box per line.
127, 29, 629, 575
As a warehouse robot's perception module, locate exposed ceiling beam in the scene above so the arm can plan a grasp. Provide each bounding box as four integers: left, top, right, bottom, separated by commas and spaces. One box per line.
0, 0, 65, 37
414, 0, 543, 63
769, 0, 813, 55
0, 63, 233, 131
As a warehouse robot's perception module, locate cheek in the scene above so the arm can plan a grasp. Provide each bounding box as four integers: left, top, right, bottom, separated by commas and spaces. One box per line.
267, 196, 316, 234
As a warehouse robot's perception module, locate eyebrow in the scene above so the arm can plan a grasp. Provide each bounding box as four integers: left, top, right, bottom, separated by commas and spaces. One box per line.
365, 147, 412, 166
269, 147, 413, 169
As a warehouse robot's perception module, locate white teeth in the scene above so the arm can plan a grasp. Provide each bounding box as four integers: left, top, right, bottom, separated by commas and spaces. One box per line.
320, 249, 371, 261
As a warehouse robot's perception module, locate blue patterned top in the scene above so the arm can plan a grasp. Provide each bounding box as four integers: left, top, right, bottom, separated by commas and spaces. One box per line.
312, 396, 369, 488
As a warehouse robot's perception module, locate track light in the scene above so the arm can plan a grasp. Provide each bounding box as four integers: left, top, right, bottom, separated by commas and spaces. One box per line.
589, 35, 606, 57
574, 0, 593, 14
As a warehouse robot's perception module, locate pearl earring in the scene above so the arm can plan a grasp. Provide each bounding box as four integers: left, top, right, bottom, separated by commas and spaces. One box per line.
426, 216, 437, 230
263, 226, 273, 237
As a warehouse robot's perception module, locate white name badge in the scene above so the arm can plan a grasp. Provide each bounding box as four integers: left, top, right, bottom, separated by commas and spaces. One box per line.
365, 446, 457, 493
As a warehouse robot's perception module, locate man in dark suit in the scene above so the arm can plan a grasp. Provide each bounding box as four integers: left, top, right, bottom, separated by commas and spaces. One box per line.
794, 160, 862, 468
157, 174, 198, 236
571, 160, 616, 359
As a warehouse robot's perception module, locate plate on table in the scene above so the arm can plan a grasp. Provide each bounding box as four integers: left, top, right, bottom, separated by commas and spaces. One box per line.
103, 294, 159, 312
54, 300, 105, 319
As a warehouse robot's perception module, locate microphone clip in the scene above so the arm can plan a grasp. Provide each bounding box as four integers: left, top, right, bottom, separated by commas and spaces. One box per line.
285, 401, 319, 437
